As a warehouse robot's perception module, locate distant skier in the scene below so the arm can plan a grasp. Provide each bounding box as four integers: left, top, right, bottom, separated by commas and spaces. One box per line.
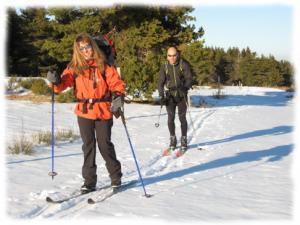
157, 46, 193, 155
47, 32, 125, 194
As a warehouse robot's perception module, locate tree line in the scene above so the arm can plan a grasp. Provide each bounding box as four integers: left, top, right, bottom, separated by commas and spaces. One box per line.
7, 6, 294, 98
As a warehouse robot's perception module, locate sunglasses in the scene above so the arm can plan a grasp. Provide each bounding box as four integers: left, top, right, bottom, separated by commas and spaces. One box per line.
79, 44, 92, 51
167, 54, 177, 57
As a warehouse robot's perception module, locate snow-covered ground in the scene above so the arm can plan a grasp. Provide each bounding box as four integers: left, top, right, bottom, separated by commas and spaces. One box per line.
3, 86, 296, 224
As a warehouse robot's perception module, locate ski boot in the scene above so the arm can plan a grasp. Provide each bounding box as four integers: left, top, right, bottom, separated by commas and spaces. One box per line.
111, 178, 122, 191
163, 136, 177, 156
176, 136, 188, 157
81, 184, 96, 194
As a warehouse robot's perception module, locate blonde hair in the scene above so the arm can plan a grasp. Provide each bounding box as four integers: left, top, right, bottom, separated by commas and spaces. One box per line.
68, 32, 106, 75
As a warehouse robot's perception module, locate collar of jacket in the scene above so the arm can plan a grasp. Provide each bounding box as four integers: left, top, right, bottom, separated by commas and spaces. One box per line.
168, 58, 180, 66
86, 59, 97, 67
79, 60, 97, 71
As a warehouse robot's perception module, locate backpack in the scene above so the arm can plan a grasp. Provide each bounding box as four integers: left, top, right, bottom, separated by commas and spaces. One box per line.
93, 35, 116, 66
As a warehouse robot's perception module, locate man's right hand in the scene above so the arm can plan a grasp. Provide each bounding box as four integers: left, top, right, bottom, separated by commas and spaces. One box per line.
47, 70, 61, 85
160, 96, 167, 106
179, 85, 189, 93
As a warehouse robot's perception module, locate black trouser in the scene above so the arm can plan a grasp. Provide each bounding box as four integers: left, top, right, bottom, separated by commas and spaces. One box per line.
166, 95, 188, 137
77, 116, 122, 187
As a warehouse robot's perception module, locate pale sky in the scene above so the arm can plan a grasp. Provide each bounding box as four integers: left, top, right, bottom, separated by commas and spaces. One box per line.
190, 5, 293, 61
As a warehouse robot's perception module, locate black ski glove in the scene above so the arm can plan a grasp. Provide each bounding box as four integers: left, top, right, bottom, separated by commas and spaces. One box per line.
110, 92, 124, 118
47, 70, 61, 85
160, 96, 167, 106
179, 85, 189, 93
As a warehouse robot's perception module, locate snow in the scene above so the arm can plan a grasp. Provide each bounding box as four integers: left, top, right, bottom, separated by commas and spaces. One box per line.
3, 86, 297, 224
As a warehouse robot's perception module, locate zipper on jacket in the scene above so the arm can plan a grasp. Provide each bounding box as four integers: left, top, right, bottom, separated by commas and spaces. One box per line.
172, 64, 177, 96
92, 68, 97, 89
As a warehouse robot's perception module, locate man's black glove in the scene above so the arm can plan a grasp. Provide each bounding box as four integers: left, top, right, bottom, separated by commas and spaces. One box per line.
179, 85, 189, 93
110, 92, 124, 118
160, 96, 167, 106
47, 70, 61, 85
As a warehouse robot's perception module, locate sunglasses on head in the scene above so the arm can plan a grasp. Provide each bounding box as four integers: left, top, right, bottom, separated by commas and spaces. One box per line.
79, 44, 92, 51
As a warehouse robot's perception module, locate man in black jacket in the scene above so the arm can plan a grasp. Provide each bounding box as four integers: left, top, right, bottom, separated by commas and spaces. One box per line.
157, 46, 193, 153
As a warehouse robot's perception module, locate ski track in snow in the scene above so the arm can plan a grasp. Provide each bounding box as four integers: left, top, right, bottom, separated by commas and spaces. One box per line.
9, 107, 220, 219
5, 86, 294, 220
142, 108, 218, 177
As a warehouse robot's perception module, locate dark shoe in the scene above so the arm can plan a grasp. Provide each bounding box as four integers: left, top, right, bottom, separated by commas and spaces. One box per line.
111, 178, 121, 188
81, 184, 96, 194
169, 136, 177, 149
181, 136, 187, 148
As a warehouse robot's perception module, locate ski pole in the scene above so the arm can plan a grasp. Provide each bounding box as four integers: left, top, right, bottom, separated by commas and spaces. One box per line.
120, 109, 152, 198
183, 94, 202, 150
48, 86, 58, 179
155, 105, 163, 128
155, 95, 166, 128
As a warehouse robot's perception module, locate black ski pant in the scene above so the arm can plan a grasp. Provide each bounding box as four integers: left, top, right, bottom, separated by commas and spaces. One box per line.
77, 116, 122, 187
166, 95, 188, 137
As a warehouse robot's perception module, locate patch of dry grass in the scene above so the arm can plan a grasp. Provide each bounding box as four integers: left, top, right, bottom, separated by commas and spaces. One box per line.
6, 94, 51, 103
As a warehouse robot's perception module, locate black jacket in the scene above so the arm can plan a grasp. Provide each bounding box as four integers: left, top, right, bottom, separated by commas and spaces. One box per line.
157, 59, 192, 97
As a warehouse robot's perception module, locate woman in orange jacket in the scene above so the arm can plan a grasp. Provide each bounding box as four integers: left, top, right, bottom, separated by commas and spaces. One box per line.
47, 32, 125, 194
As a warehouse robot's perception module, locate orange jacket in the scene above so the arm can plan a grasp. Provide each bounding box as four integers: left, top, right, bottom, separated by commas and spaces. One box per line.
54, 60, 125, 120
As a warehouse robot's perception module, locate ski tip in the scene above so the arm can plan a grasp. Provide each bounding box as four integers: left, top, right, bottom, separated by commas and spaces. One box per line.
87, 198, 95, 204
162, 149, 170, 156
176, 152, 182, 158
46, 196, 54, 203
175, 148, 188, 158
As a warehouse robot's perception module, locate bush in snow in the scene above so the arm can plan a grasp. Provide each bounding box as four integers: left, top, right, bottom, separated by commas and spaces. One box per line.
18, 78, 35, 90
7, 129, 79, 155
6, 76, 20, 91
7, 136, 34, 155
56, 89, 76, 103
30, 79, 51, 95
34, 129, 79, 145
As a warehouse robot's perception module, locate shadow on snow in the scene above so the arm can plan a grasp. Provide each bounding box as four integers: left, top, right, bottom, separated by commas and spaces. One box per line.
144, 144, 293, 187
189, 125, 293, 149
190, 91, 292, 107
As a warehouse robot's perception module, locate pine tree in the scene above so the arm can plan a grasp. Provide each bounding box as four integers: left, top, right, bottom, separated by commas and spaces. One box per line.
7, 8, 25, 76
6, 6, 294, 91
278, 60, 294, 86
